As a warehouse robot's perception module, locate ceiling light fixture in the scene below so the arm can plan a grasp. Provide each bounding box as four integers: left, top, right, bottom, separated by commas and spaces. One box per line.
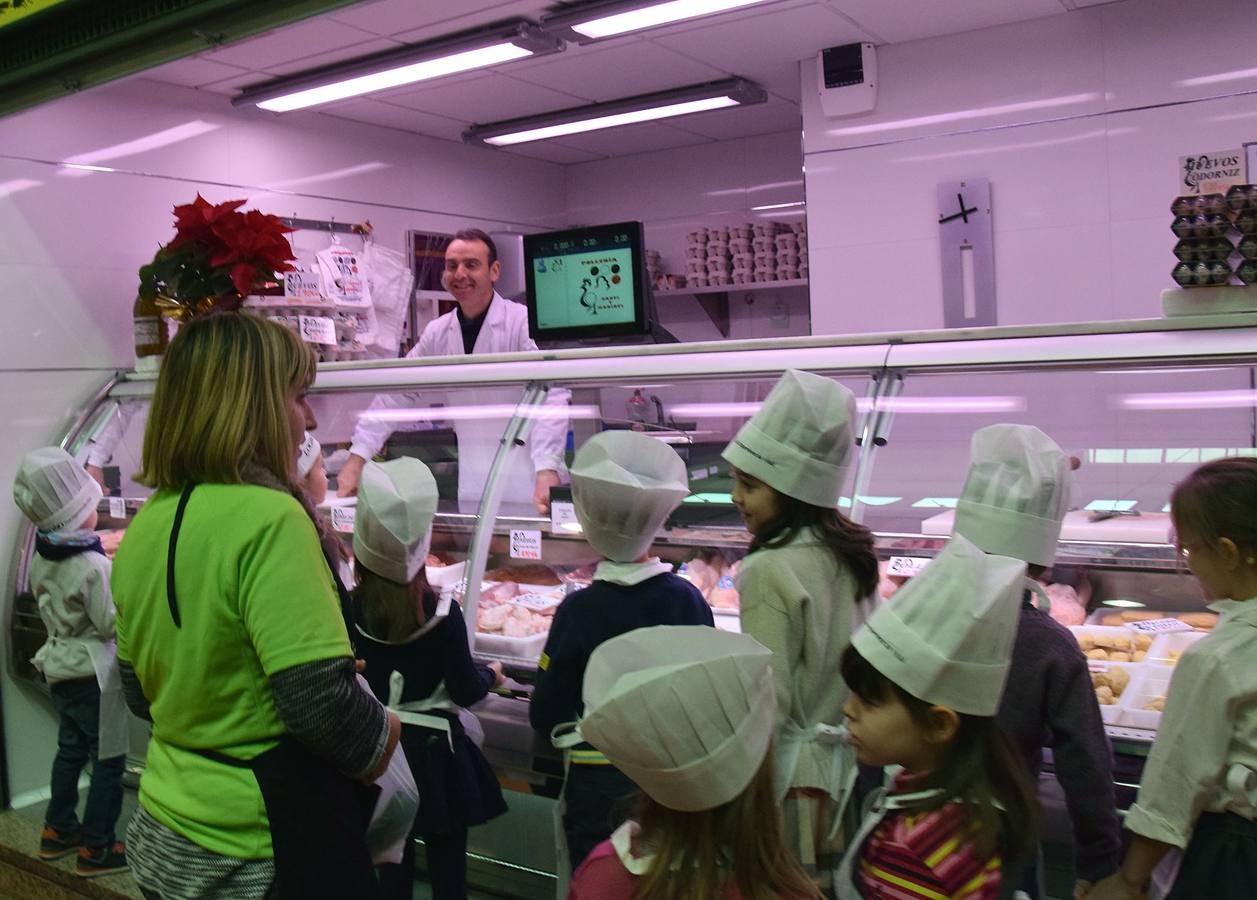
464, 78, 766, 146
543, 0, 774, 42
234, 21, 564, 113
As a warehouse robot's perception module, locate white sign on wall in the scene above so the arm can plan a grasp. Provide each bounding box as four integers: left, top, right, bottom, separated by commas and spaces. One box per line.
1178, 148, 1245, 195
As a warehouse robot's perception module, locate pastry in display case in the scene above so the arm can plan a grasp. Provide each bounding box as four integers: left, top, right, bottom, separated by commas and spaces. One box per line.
13, 313, 1257, 897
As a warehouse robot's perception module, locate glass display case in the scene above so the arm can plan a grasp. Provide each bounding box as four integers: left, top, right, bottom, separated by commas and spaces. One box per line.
12, 312, 1257, 896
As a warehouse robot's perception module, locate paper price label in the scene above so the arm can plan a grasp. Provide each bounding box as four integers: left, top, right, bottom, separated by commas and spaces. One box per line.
299, 315, 337, 346
1128, 618, 1193, 635
108, 497, 126, 519
329, 504, 356, 534
284, 271, 323, 300
510, 529, 542, 560
549, 500, 578, 534
886, 556, 931, 577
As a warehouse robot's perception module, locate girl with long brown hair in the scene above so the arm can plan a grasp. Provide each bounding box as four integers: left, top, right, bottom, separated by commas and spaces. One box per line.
720, 370, 878, 892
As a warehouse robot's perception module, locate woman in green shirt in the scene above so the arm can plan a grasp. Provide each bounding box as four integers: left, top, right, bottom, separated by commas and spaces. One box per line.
112, 313, 400, 899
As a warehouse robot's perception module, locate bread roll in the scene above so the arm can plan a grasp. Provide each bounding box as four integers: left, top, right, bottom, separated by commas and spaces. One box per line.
1109, 651, 1131, 662
1180, 612, 1218, 630
1086, 648, 1109, 661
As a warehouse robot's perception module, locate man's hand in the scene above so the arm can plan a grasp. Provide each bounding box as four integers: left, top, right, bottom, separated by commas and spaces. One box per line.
533, 469, 561, 514
488, 661, 505, 688
337, 454, 367, 497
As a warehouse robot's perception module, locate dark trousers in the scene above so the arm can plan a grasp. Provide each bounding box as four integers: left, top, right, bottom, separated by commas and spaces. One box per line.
45, 678, 125, 849
563, 764, 637, 871
378, 829, 469, 900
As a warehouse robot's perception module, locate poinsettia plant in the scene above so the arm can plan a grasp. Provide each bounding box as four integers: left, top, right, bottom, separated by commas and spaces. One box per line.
138, 195, 296, 317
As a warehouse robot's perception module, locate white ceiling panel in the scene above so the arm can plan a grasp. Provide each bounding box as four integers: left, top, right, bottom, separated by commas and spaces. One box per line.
202, 18, 381, 68
319, 98, 468, 141
262, 37, 405, 77
381, 73, 586, 121
507, 40, 727, 102
546, 121, 713, 155
669, 96, 802, 140
497, 141, 607, 164
327, 0, 518, 36
829, 0, 1066, 43
139, 57, 252, 88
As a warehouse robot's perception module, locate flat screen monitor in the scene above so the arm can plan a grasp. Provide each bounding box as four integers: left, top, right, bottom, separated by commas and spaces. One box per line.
525, 221, 651, 342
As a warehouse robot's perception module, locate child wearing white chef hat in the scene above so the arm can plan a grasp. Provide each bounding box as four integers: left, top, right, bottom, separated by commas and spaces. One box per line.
720, 369, 879, 892
295, 432, 327, 505
837, 534, 1038, 900
953, 424, 1120, 898
13, 447, 129, 875
350, 458, 507, 900
530, 431, 714, 877
566, 625, 819, 900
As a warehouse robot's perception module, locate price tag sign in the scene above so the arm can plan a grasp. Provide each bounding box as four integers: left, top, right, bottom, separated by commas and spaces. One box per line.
549, 501, 579, 534
284, 271, 323, 300
108, 497, 126, 520
1128, 618, 1193, 635
510, 529, 542, 560
329, 504, 356, 534
886, 556, 931, 577
299, 315, 337, 346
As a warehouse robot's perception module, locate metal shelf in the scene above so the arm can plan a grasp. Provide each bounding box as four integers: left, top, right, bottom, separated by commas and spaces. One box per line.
655, 278, 808, 297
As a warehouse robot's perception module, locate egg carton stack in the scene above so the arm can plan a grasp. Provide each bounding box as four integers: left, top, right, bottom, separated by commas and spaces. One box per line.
728, 224, 754, 285
750, 220, 809, 282
1170, 185, 1257, 287
684, 227, 730, 288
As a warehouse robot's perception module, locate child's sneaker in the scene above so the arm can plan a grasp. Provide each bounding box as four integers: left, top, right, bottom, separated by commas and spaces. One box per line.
75, 842, 127, 877
38, 825, 82, 860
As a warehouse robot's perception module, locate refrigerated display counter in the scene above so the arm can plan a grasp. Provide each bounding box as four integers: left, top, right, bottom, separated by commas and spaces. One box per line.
12, 311, 1257, 895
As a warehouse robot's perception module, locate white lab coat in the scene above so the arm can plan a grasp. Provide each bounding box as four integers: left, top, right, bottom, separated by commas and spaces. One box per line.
349, 293, 570, 510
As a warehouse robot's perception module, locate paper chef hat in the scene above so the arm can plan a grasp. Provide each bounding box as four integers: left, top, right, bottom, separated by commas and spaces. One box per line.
13, 447, 103, 534
353, 458, 438, 584
851, 534, 1025, 716
578, 626, 776, 812
952, 424, 1072, 567
296, 432, 322, 479
721, 370, 857, 507
570, 431, 689, 563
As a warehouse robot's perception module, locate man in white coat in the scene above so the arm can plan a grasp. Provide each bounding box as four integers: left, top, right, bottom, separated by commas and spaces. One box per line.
338, 229, 569, 513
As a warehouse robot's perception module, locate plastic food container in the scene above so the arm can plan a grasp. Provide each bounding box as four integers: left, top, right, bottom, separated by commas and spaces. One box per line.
1145, 630, 1206, 667
1088, 660, 1141, 724
1119, 666, 1173, 731
425, 560, 468, 591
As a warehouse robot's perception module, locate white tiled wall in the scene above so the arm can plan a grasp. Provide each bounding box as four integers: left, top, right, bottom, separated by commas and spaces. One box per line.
0, 78, 568, 801
801, 0, 1257, 335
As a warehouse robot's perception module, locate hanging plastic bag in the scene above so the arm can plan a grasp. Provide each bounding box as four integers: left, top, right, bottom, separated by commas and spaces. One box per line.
363, 242, 414, 355
357, 674, 419, 864
366, 741, 419, 864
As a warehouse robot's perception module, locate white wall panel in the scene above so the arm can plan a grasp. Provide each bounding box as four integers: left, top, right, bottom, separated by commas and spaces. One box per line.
803, 0, 1257, 336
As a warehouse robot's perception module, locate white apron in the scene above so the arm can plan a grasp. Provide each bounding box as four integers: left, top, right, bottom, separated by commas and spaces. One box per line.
454, 388, 536, 513
83, 638, 129, 760
775, 721, 858, 842
833, 785, 946, 900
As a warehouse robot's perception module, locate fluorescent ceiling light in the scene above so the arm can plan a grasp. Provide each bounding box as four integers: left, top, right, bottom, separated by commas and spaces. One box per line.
360, 404, 601, 423
1177, 66, 1257, 88
1117, 388, 1257, 410
235, 22, 563, 113
486, 96, 737, 145
554, 0, 772, 41
1102, 598, 1147, 609
1085, 500, 1137, 512
751, 201, 805, 211
466, 77, 765, 146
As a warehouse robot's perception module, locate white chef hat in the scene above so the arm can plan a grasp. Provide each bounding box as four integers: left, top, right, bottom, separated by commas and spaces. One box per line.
12, 447, 103, 534
721, 370, 856, 507
296, 432, 322, 479
851, 534, 1025, 716
571, 431, 689, 563
577, 626, 776, 812
952, 424, 1071, 567
353, 458, 438, 584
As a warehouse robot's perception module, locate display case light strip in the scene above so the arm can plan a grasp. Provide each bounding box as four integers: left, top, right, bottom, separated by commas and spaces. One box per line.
483, 95, 738, 145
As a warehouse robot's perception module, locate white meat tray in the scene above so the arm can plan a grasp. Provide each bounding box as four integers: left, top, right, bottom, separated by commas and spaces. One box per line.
922, 509, 1172, 544
1087, 660, 1142, 725
1119, 665, 1174, 731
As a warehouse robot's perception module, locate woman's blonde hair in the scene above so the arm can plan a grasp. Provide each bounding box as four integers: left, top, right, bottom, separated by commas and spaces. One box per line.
138, 312, 316, 490
353, 563, 433, 642
630, 750, 820, 900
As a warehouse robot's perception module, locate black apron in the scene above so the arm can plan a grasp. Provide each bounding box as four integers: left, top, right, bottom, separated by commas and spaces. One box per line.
166, 482, 380, 899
